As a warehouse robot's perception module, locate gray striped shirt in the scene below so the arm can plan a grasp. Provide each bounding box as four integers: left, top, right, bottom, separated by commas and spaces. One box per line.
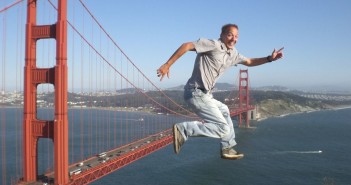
184, 38, 247, 91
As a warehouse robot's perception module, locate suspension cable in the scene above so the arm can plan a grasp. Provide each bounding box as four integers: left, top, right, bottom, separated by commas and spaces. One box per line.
0, 0, 23, 14
77, 0, 196, 116
47, 0, 197, 119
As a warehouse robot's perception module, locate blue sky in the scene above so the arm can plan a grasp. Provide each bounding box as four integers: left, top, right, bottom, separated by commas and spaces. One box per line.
79, 0, 351, 91
2, 0, 351, 92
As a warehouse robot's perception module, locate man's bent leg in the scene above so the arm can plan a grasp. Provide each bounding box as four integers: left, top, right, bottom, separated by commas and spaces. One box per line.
176, 89, 230, 140
211, 98, 244, 159
212, 99, 237, 149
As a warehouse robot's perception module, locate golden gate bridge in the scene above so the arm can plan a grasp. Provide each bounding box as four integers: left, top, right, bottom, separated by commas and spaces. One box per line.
1, 1, 255, 184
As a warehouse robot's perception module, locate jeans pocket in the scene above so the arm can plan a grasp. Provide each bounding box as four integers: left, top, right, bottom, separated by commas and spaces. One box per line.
192, 89, 204, 97
184, 89, 203, 100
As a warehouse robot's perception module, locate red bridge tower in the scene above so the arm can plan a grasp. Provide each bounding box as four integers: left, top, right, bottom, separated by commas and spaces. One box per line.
238, 69, 254, 127
22, 0, 68, 184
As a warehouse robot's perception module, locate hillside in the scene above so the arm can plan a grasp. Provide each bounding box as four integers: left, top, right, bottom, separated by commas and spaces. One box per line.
214, 90, 350, 120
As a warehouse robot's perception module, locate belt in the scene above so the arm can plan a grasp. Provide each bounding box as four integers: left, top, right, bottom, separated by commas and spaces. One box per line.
194, 87, 209, 94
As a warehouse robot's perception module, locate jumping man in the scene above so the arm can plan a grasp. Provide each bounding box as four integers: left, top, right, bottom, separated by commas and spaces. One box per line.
157, 24, 284, 159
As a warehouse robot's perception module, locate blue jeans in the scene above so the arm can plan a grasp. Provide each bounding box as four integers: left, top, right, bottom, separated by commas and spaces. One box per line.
176, 88, 236, 149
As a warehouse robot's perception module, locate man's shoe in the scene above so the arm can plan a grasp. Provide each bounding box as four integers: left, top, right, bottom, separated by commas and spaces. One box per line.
173, 124, 184, 154
221, 148, 244, 160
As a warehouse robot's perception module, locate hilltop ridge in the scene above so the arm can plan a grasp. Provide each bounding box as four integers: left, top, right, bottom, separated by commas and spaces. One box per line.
1, 88, 350, 121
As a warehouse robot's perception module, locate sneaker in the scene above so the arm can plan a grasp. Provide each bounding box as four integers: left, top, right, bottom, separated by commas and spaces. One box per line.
221, 148, 244, 160
173, 124, 184, 154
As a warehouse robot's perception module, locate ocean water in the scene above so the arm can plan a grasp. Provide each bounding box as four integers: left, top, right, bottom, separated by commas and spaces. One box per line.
1, 108, 351, 185
91, 108, 351, 185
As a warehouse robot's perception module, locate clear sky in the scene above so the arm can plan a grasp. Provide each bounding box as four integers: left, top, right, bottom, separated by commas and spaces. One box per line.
2, 0, 351, 92
79, 0, 351, 91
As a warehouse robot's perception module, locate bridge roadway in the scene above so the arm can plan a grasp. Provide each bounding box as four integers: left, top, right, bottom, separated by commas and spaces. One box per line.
229, 106, 255, 117
22, 129, 173, 185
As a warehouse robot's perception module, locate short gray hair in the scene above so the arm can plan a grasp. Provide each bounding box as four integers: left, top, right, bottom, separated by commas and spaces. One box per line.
220, 24, 239, 36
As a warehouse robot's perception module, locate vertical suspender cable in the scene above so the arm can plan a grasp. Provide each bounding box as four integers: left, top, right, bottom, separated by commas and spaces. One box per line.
15, 2, 24, 178
107, 38, 111, 150
120, 53, 123, 146
70, 1, 75, 164
113, 48, 117, 147
88, 16, 93, 157
80, 11, 85, 160
1, 6, 8, 185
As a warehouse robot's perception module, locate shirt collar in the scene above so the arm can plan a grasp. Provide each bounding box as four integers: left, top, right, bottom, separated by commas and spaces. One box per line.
219, 39, 233, 56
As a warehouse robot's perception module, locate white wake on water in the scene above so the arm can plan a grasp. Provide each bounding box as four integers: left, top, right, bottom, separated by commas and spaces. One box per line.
272, 150, 323, 154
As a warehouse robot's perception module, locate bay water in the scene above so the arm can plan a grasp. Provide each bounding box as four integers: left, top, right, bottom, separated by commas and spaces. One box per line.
92, 108, 351, 185
1, 108, 351, 184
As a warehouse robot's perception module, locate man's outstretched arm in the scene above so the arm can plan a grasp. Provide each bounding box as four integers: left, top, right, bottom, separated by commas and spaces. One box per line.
157, 42, 195, 81
242, 47, 284, 66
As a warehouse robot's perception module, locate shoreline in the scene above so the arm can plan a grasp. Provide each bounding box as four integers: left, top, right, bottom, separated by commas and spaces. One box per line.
256, 105, 351, 122
2, 104, 351, 120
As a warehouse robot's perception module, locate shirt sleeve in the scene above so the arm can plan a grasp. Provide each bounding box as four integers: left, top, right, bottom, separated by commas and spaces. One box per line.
192, 38, 217, 53
231, 48, 248, 66
235, 53, 248, 65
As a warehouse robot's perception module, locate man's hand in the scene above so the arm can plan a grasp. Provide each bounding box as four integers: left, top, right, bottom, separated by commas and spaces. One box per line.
270, 47, 284, 61
156, 42, 195, 81
156, 63, 170, 81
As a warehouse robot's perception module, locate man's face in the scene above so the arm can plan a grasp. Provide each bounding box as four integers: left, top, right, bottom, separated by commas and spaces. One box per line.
221, 27, 239, 49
